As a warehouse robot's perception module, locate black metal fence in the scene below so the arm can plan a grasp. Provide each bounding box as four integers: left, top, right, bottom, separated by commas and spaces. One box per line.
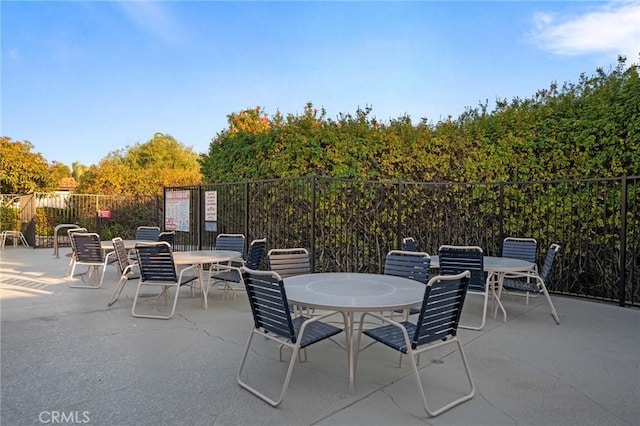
173, 176, 639, 307
0, 192, 162, 247
1, 175, 637, 307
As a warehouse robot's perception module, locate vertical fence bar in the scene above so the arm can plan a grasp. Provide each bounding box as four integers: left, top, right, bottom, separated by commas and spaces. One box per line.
310, 175, 316, 272
244, 181, 249, 254
498, 182, 505, 244
396, 180, 403, 249
619, 176, 627, 307
196, 186, 202, 250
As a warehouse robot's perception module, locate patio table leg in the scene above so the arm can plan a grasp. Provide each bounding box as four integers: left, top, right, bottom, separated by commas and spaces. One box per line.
198, 265, 208, 310
344, 311, 356, 395
491, 272, 507, 322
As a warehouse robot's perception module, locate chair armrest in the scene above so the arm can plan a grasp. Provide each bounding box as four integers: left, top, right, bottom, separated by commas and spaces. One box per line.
357, 311, 413, 347
230, 258, 245, 267
121, 263, 138, 276
209, 262, 244, 277
502, 270, 541, 280
177, 264, 199, 280
360, 311, 407, 330
104, 250, 117, 263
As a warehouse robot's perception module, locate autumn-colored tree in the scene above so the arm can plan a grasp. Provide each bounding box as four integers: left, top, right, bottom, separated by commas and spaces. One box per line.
76, 133, 202, 195
227, 105, 273, 134
0, 137, 56, 193
49, 162, 71, 180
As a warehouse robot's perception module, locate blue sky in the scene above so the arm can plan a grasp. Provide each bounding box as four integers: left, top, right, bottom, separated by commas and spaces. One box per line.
2, 1, 639, 167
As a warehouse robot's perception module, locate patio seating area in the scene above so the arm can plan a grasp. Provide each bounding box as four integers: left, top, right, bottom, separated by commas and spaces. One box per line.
1, 246, 638, 426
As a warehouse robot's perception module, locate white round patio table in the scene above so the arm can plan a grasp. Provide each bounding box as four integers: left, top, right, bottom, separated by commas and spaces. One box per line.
284, 272, 426, 394
105, 247, 242, 309
100, 239, 148, 251
173, 250, 243, 309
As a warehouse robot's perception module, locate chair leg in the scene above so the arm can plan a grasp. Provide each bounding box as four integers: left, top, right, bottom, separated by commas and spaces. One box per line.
237, 328, 301, 407
68, 262, 77, 281
279, 343, 308, 363
410, 337, 475, 417
132, 283, 179, 319
538, 279, 560, 324
221, 282, 235, 300
98, 265, 107, 288
226, 283, 239, 300
65, 256, 75, 279
108, 277, 128, 306
69, 265, 104, 289
459, 290, 488, 330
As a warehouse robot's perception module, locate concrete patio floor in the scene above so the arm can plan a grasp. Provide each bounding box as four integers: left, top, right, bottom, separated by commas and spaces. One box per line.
1, 246, 638, 426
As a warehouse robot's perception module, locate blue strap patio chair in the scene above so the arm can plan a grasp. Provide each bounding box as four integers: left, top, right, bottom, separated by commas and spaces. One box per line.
215, 233, 246, 257
501, 243, 561, 324
107, 237, 140, 306
384, 249, 430, 318
135, 226, 160, 241
267, 247, 315, 316
502, 237, 537, 264
208, 238, 267, 300
402, 237, 418, 252
131, 242, 198, 319
157, 231, 175, 249
65, 227, 87, 279
67, 232, 111, 289
385, 249, 430, 283
237, 267, 347, 407
129, 226, 161, 260
267, 247, 311, 278
355, 271, 475, 417
438, 245, 487, 330
500, 237, 539, 304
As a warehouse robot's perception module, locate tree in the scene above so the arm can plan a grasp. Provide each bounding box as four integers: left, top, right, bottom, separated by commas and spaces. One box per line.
75, 133, 202, 195
71, 161, 88, 181
48, 161, 73, 183
0, 137, 55, 193
457, 55, 640, 182
201, 58, 639, 185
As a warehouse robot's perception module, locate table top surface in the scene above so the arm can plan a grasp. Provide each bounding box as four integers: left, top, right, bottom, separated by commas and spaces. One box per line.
429, 255, 535, 272
284, 272, 425, 311
100, 239, 151, 250
173, 250, 242, 264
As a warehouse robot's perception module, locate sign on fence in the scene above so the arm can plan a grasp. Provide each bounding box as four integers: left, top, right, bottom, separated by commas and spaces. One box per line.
205, 191, 217, 222
165, 190, 190, 232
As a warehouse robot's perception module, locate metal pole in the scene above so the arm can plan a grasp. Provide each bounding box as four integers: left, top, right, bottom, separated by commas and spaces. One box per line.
619, 176, 627, 307
197, 186, 202, 250
397, 181, 403, 249
244, 181, 249, 255
498, 182, 505, 245
311, 176, 316, 273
